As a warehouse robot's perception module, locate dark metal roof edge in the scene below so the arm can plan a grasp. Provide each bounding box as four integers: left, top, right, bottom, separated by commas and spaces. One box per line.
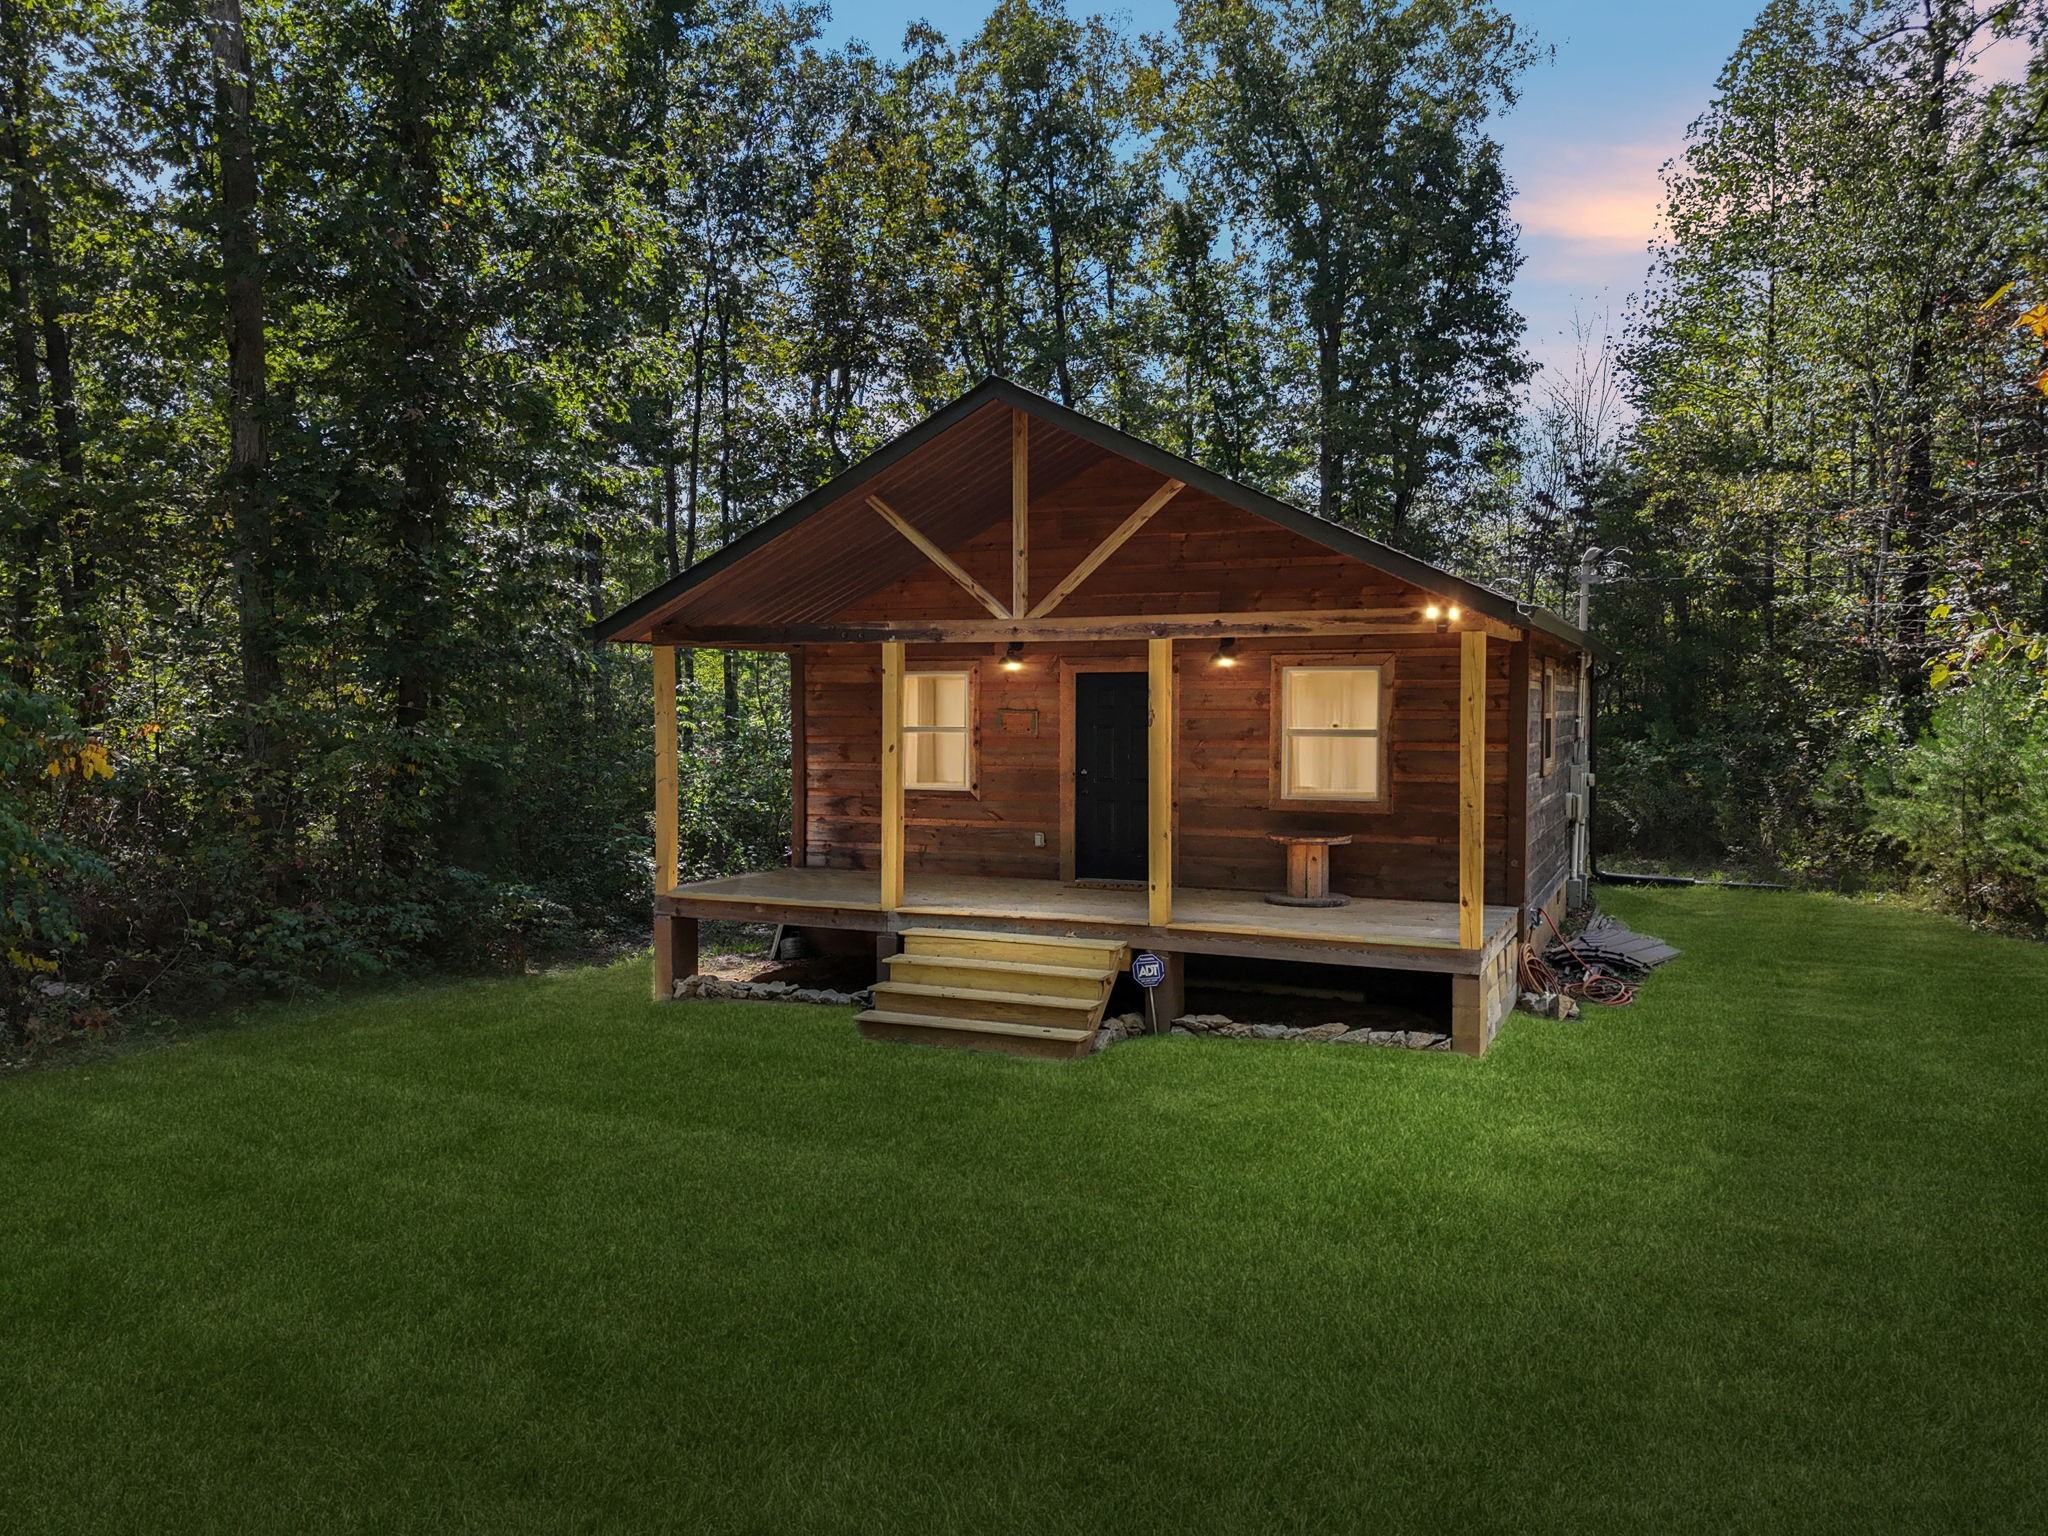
595, 374, 1599, 655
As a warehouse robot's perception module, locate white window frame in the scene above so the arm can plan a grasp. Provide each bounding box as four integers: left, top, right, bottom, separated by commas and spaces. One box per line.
1270, 654, 1392, 810
903, 668, 976, 793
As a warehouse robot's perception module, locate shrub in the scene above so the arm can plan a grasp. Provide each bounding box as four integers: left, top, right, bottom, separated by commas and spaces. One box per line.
1871, 653, 2048, 924
1, 681, 111, 1042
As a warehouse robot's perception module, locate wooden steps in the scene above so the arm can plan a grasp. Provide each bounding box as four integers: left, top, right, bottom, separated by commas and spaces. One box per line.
858, 928, 1127, 1059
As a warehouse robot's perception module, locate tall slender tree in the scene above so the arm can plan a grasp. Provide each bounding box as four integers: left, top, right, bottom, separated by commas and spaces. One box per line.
1177, 0, 1536, 544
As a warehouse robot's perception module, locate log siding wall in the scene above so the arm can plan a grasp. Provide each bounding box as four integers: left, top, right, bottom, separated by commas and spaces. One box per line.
799, 632, 1513, 905
1522, 647, 1582, 919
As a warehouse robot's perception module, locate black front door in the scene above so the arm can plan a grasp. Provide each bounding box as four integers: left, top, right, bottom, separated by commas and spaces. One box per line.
1073, 671, 1150, 882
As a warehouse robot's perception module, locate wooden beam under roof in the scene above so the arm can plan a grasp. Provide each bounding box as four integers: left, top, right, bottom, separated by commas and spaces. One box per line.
867, 494, 1010, 620
1027, 478, 1183, 619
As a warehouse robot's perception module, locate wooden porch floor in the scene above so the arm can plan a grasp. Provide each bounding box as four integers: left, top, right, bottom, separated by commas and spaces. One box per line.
659, 867, 1516, 972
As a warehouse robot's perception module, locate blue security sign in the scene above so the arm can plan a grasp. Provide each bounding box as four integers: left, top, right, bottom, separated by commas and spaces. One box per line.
1131, 952, 1167, 988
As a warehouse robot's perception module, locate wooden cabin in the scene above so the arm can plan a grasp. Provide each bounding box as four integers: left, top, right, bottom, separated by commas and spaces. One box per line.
598, 379, 1594, 1058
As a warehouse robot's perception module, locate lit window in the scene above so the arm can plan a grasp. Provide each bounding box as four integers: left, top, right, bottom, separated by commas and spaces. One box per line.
904, 671, 972, 791
1279, 665, 1384, 801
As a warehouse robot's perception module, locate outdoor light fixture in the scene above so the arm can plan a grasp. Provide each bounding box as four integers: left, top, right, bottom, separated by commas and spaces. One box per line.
1212, 636, 1238, 667
1001, 641, 1025, 672
1427, 602, 1461, 634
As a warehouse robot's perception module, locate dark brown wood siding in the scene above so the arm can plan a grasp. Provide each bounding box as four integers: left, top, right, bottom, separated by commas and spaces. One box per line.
1523, 645, 1582, 917
799, 633, 1513, 904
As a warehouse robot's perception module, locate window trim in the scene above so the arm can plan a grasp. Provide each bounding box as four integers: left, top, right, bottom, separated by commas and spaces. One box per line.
1267, 651, 1394, 812
902, 665, 978, 794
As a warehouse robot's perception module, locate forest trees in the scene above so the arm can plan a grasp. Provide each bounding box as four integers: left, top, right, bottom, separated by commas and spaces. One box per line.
1177, 0, 1537, 546
9, 0, 2038, 1036
1597, 0, 2048, 908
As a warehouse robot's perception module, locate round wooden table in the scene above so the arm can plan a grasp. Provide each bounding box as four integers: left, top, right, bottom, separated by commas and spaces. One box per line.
1263, 832, 1353, 908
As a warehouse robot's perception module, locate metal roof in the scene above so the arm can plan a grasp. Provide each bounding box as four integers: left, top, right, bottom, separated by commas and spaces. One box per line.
595, 377, 1596, 654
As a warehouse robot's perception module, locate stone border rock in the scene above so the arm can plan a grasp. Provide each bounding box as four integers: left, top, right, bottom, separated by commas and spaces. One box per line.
673, 979, 1453, 1055
1094, 1010, 1450, 1052
675, 975, 872, 1008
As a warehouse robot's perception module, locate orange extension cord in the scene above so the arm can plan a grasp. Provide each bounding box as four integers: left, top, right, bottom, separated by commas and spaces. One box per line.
1521, 906, 1637, 1007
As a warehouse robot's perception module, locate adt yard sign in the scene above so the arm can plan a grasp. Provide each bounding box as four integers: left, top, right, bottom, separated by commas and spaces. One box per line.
1131, 952, 1166, 988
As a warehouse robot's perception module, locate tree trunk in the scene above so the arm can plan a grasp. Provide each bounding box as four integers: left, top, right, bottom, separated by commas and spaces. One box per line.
208, 0, 287, 853
1893, 294, 1938, 699
1892, 16, 1958, 707
1046, 163, 1072, 405
1314, 279, 1344, 524
384, 0, 453, 875
1, 6, 49, 683
659, 400, 680, 578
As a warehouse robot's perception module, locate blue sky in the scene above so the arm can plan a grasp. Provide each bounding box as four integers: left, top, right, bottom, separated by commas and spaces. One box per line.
818, 0, 1765, 387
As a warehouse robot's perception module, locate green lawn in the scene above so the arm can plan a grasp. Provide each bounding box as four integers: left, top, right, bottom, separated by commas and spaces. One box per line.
3, 889, 2043, 1533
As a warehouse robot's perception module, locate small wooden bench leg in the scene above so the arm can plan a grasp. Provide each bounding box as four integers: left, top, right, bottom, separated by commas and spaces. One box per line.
654, 913, 697, 1001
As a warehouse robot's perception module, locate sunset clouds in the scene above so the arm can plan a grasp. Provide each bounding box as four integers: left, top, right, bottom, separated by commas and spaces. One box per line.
1516, 140, 1671, 255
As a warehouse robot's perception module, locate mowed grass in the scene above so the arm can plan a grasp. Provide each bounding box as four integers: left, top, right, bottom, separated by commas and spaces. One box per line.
3, 889, 2044, 1534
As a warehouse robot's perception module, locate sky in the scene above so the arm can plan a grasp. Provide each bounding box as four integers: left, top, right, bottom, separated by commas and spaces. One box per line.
817, 0, 1769, 390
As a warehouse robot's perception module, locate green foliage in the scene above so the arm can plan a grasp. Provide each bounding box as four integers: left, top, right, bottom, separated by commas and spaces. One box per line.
1, 0, 1557, 1016
1872, 646, 2048, 923
1583, 0, 2048, 902
0, 680, 108, 1033
1175, 0, 1537, 542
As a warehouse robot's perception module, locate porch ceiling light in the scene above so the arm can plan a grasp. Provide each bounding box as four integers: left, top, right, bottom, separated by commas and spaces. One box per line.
1212, 636, 1238, 667
1001, 641, 1026, 671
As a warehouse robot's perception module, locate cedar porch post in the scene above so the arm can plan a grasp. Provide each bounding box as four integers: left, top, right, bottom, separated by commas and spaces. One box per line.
788, 647, 807, 867
1458, 630, 1486, 950
652, 645, 682, 999
1147, 637, 1175, 927
881, 639, 905, 910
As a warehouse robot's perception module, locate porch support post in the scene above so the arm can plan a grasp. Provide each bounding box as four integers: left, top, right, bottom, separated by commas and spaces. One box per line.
1458, 629, 1486, 951
653, 913, 697, 1002
1147, 637, 1175, 927
653, 644, 679, 1000
1150, 950, 1184, 1032
881, 639, 905, 911
788, 648, 807, 867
